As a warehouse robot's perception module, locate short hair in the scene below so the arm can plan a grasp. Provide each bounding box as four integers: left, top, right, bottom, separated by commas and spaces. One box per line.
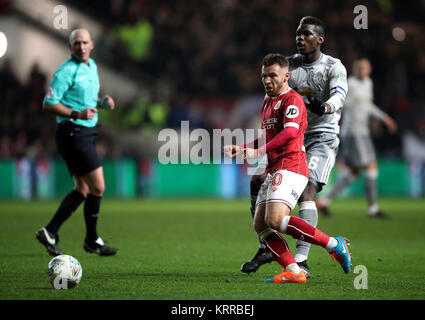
299, 16, 325, 36
262, 53, 289, 68
69, 28, 91, 45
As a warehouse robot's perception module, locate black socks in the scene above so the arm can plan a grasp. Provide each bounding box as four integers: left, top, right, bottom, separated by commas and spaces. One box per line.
46, 191, 103, 244
84, 194, 102, 242
46, 190, 86, 235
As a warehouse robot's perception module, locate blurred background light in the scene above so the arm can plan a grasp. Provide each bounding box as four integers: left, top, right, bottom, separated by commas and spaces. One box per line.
392, 26, 406, 41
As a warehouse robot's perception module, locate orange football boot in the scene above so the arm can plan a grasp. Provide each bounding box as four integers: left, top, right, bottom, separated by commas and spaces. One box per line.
265, 269, 307, 283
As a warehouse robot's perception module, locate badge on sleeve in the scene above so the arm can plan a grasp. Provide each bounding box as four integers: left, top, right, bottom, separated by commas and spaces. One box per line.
285, 105, 299, 118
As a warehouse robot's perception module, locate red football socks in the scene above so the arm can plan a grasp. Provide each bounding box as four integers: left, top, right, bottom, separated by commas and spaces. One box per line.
284, 216, 331, 248
263, 230, 296, 268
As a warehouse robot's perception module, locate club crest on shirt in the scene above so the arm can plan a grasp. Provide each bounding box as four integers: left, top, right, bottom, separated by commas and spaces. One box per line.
312, 72, 325, 90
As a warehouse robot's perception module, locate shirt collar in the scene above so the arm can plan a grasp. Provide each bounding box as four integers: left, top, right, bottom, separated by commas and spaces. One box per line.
266, 87, 292, 100
302, 52, 323, 67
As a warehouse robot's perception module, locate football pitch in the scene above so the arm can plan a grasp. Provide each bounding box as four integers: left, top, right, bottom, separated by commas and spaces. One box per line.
1, 198, 425, 300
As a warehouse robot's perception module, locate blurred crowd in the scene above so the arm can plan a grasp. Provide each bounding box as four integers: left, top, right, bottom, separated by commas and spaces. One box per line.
1, 0, 425, 160
0, 60, 55, 159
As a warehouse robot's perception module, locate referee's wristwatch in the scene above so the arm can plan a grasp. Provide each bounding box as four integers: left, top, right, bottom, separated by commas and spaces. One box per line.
70, 111, 79, 121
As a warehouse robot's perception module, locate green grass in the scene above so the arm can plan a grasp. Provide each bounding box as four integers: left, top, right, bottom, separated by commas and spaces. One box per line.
1, 198, 425, 300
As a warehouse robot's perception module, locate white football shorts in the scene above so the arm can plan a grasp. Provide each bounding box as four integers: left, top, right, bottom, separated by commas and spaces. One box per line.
256, 169, 308, 211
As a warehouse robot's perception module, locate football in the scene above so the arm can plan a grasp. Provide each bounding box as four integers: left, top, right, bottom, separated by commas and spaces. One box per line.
46, 255, 82, 290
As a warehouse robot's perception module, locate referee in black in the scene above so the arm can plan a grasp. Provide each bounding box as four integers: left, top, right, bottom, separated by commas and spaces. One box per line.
36, 28, 118, 256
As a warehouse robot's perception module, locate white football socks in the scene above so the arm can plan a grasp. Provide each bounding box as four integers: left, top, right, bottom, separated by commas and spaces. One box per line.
325, 237, 338, 252
286, 263, 302, 274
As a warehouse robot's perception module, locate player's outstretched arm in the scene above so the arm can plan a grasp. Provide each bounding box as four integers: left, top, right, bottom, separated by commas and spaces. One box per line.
43, 103, 97, 120
242, 147, 260, 160
369, 102, 397, 134
384, 116, 397, 133
242, 126, 298, 160
223, 145, 242, 158
224, 136, 262, 158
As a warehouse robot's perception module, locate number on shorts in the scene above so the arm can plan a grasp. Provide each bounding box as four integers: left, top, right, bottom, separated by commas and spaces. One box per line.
272, 173, 283, 186
308, 156, 320, 171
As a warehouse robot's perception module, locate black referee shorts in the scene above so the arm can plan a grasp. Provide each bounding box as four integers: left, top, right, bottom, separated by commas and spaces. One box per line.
56, 122, 102, 177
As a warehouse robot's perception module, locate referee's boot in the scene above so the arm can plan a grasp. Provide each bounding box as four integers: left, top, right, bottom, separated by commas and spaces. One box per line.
36, 227, 64, 256
84, 237, 118, 256
241, 248, 274, 274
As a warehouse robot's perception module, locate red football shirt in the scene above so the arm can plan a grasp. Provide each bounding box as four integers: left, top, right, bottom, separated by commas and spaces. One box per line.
261, 88, 309, 177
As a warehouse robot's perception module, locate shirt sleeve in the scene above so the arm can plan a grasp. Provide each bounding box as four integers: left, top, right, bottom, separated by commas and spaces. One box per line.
343, 77, 355, 107
258, 126, 297, 154
366, 80, 388, 121
240, 138, 259, 149
43, 66, 73, 105
368, 102, 388, 121
282, 93, 304, 130
326, 61, 348, 113
369, 78, 374, 101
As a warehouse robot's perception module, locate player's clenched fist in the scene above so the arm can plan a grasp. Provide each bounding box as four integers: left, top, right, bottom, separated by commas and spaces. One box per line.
223, 145, 242, 158
242, 148, 260, 160
79, 108, 98, 120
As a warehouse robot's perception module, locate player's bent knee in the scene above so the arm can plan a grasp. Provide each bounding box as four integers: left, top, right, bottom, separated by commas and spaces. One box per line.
74, 185, 89, 198
265, 213, 286, 230
91, 186, 105, 197
265, 203, 291, 230
75, 188, 88, 198
87, 181, 105, 197
366, 161, 378, 171
73, 179, 89, 197
253, 217, 269, 235
253, 221, 263, 234
264, 215, 278, 230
